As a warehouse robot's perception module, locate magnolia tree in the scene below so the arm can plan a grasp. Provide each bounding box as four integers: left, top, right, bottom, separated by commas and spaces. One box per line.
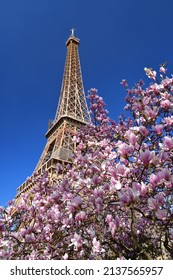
0, 66, 173, 260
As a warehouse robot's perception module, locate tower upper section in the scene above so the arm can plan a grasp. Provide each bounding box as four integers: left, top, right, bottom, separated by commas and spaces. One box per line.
54, 30, 90, 124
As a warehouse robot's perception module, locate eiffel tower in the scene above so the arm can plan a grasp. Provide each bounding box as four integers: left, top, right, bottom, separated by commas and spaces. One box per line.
16, 29, 90, 198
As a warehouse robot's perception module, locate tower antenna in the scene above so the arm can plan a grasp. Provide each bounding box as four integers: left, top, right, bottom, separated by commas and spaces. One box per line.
71, 27, 75, 35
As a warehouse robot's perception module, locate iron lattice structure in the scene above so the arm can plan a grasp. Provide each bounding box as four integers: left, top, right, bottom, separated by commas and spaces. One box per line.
16, 31, 90, 198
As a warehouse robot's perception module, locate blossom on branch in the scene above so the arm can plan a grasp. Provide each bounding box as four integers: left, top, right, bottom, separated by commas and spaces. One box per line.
0, 66, 173, 260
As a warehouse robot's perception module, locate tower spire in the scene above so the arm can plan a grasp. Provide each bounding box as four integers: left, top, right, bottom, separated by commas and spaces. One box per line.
16, 31, 90, 198
55, 30, 89, 124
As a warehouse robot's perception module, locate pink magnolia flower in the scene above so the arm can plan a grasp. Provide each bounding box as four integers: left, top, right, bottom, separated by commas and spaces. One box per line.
148, 197, 159, 210
149, 83, 160, 93
109, 167, 117, 179
107, 217, 120, 237
93, 188, 103, 197
70, 233, 83, 251
150, 174, 159, 187
156, 209, 167, 220
75, 211, 87, 223
92, 237, 104, 253
162, 77, 173, 87
153, 124, 163, 135
160, 99, 171, 110
155, 193, 165, 205
118, 142, 129, 156
116, 163, 125, 175
127, 131, 137, 146
92, 174, 101, 185
95, 197, 103, 213
110, 178, 122, 192
69, 195, 83, 212
163, 136, 173, 150
144, 67, 157, 80
140, 182, 147, 196
63, 253, 68, 260
114, 180, 122, 190
143, 106, 158, 120
25, 233, 35, 242
109, 221, 117, 237
158, 151, 169, 163
164, 116, 173, 126
140, 150, 154, 166
157, 168, 170, 182
118, 191, 131, 205
159, 66, 166, 74
148, 193, 164, 211
62, 218, 71, 229
121, 79, 128, 88
118, 187, 140, 205
106, 214, 113, 224
139, 126, 149, 137
118, 142, 134, 157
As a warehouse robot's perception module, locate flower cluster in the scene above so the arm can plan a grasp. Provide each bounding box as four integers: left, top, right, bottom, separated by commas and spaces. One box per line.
0, 66, 173, 260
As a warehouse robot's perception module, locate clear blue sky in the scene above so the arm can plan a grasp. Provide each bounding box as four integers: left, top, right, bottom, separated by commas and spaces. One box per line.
1, 0, 173, 206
